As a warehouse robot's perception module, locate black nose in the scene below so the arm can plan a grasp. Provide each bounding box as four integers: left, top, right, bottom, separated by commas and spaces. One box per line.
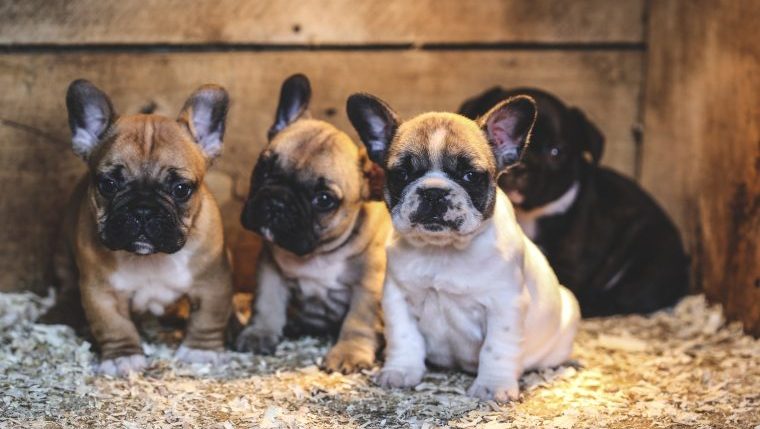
418, 187, 449, 204
133, 206, 156, 221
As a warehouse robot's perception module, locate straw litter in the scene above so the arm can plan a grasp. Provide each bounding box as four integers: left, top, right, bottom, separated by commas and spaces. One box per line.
1, 291, 758, 428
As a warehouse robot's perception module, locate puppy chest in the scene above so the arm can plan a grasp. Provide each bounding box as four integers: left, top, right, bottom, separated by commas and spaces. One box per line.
275, 252, 351, 327
407, 289, 487, 369
108, 252, 194, 315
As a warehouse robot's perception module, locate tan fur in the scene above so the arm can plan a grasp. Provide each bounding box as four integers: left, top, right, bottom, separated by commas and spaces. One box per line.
240, 119, 391, 373
47, 115, 232, 364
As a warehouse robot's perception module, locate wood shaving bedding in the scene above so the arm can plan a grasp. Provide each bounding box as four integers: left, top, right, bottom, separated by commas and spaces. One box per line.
1, 292, 758, 428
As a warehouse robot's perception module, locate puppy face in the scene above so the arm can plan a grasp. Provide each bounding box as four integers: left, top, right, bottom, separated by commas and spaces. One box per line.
459, 87, 604, 210
241, 74, 377, 255
66, 80, 229, 254
347, 93, 536, 246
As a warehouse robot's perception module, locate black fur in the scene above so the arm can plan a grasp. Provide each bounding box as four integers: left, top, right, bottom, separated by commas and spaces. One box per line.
346, 93, 400, 165
240, 153, 328, 256
269, 73, 311, 139
459, 87, 689, 316
96, 166, 192, 254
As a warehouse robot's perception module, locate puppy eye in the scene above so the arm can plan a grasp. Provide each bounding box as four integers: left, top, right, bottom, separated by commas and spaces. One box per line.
390, 169, 409, 183
97, 177, 120, 197
549, 147, 561, 157
312, 191, 338, 212
172, 183, 194, 200
462, 171, 484, 184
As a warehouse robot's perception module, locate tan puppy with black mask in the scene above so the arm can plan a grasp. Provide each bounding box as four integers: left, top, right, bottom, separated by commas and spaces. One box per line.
41, 80, 233, 376
237, 74, 390, 374
347, 93, 580, 402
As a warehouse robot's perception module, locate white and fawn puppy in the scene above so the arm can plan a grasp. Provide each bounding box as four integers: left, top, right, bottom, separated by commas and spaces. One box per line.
237, 74, 391, 373
346, 93, 580, 402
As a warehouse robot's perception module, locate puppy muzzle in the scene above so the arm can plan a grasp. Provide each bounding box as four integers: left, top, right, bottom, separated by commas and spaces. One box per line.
102, 199, 185, 255
241, 185, 319, 256
410, 187, 461, 231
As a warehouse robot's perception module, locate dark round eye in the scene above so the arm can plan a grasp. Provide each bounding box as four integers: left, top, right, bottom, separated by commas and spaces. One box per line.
97, 177, 119, 197
172, 183, 194, 200
549, 147, 561, 157
312, 191, 338, 212
390, 169, 409, 183
462, 171, 484, 184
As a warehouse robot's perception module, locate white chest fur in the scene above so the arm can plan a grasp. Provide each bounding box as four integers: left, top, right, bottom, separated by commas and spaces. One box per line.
385, 191, 580, 374
515, 181, 579, 240
108, 247, 195, 316
272, 247, 349, 301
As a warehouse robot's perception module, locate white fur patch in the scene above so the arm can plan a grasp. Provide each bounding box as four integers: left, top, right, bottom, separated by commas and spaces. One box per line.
272, 245, 350, 302
515, 181, 580, 240
108, 246, 195, 315
381, 191, 580, 400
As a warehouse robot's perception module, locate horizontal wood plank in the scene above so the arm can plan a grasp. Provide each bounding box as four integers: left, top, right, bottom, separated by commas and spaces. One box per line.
0, 50, 642, 291
0, 0, 644, 46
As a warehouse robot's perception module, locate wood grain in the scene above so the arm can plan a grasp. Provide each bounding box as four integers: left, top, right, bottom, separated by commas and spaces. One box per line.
0, 50, 641, 291
642, 0, 760, 335
0, 0, 644, 45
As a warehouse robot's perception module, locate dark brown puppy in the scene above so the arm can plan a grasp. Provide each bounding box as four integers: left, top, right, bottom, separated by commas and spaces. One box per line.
237, 74, 391, 373
41, 80, 233, 375
459, 87, 689, 317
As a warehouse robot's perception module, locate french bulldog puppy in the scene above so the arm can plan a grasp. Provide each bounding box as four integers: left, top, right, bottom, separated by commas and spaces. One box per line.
237, 74, 390, 374
459, 87, 689, 317
40, 80, 233, 376
346, 92, 580, 402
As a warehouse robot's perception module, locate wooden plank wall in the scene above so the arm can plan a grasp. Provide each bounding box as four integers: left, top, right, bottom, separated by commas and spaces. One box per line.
0, 1, 646, 292
642, 0, 760, 335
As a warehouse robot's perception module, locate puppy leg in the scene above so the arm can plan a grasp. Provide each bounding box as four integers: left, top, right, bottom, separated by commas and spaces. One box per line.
323, 269, 383, 374
467, 289, 527, 403
236, 252, 289, 355
376, 277, 426, 389
177, 263, 233, 364
81, 283, 145, 376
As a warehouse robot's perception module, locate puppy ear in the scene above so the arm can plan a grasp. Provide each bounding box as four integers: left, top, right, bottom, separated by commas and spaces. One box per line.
178, 84, 230, 160
268, 73, 311, 139
480, 95, 537, 170
346, 93, 399, 166
567, 107, 604, 164
66, 79, 115, 159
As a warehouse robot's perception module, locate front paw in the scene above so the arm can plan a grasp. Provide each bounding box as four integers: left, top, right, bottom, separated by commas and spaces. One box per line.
323, 342, 375, 374
235, 325, 282, 355
97, 354, 147, 377
175, 345, 225, 364
375, 365, 425, 389
467, 377, 520, 403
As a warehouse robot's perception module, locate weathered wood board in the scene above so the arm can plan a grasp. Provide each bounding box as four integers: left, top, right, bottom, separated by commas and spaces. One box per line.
642, 0, 760, 335
0, 50, 642, 291
0, 0, 644, 45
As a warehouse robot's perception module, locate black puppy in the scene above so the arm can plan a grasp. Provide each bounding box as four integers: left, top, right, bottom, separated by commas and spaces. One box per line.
459, 87, 689, 317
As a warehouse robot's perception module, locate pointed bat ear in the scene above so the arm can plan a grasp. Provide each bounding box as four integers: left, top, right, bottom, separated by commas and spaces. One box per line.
66, 79, 115, 159
567, 107, 605, 164
346, 93, 399, 166
479, 95, 537, 170
268, 73, 311, 139
178, 84, 230, 160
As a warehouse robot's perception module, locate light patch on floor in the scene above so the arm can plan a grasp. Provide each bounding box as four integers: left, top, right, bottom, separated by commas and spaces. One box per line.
0, 291, 759, 428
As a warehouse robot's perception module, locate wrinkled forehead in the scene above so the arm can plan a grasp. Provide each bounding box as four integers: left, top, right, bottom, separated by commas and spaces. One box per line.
269, 119, 363, 190
389, 112, 495, 171
93, 115, 205, 180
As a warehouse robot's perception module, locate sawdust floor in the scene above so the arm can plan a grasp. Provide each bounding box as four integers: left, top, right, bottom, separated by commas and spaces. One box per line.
1, 292, 759, 429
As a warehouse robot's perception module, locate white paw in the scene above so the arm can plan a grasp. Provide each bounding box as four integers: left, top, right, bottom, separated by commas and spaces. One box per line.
97, 354, 147, 377
467, 377, 520, 403
175, 345, 225, 364
375, 366, 425, 389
